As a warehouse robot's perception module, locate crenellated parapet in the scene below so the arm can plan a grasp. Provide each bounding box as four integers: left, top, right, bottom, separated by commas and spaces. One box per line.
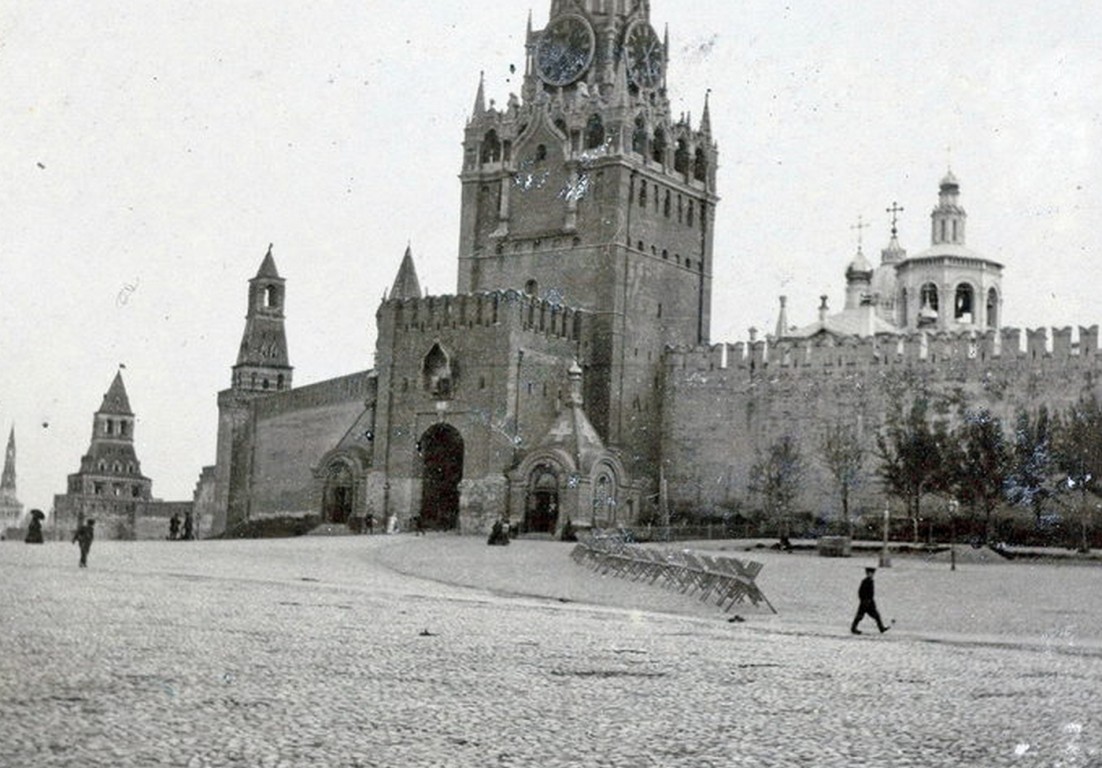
665, 325, 1102, 382
378, 290, 587, 343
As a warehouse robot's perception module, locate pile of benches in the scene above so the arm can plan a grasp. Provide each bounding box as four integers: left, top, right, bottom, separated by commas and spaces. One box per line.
570, 530, 776, 614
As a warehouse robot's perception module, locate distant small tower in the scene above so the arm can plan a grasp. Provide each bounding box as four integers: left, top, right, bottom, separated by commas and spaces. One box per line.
0, 426, 24, 531
53, 371, 154, 538
232, 244, 293, 393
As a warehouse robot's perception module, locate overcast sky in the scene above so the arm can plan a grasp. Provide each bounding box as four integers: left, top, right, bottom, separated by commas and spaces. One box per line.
3, 1, 1101, 514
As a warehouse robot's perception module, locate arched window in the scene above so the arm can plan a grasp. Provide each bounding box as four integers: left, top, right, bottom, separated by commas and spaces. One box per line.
632, 115, 647, 155
663, 189, 671, 217
105, 419, 114, 436
651, 127, 667, 164
920, 283, 939, 315
687, 201, 695, 227
263, 285, 279, 309
638, 182, 647, 207
480, 130, 501, 164
986, 288, 999, 329
954, 284, 974, 322
422, 342, 456, 399
585, 114, 604, 149
693, 147, 708, 182
674, 138, 690, 175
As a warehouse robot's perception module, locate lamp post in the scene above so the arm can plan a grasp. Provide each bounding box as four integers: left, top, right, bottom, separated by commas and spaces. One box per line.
879, 504, 891, 568
948, 498, 959, 571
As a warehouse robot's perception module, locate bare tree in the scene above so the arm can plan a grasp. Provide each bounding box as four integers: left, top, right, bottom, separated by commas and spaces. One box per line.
749, 435, 804, 545
819, 420, 865, 535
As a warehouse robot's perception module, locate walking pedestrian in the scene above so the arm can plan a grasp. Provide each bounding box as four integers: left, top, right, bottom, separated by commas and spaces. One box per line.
851, 567, 890, 634
168, 512, 180, 540
182, 510, 194, 540
72, 519, 96, 568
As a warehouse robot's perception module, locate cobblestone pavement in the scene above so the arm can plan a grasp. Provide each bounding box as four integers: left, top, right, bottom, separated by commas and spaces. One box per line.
1, 536, 1100, 767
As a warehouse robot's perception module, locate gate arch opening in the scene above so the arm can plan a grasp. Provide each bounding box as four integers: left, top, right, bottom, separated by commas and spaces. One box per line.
525, 464, 560, 534
322, 462, 354, 524
419, 423, 464, 530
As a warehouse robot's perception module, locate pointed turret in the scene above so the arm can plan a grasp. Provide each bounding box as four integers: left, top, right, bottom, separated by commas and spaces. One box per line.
0, 425, 23, 529
232, 244, 293, 393
391, 245, 423, 300
700, 91, 712, 136
100, 371, 134, 415
1, 427, 16, 495
257, 243, 279, 279
472, 71, 486, 117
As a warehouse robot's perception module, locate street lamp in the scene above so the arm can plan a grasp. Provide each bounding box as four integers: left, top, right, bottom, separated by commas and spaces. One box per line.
879, 504, 891, 568
948, 498, 959, 571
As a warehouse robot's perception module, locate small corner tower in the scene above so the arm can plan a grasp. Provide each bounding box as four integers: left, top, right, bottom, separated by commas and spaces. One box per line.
53, 371, 154, 538
232, 244, 293, 394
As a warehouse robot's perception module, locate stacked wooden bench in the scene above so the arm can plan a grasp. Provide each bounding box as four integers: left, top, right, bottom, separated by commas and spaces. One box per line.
571, 530, 776, 614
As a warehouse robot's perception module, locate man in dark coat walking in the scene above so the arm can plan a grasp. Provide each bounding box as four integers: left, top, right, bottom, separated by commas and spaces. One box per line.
851, 567, 890, 634
72, 519, 95, 568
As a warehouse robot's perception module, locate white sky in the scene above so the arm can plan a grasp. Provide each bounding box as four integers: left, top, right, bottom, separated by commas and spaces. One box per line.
2, 1, 1101, 514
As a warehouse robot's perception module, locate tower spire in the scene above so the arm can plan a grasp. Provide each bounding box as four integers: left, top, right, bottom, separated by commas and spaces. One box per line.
1, 426, 15, 493
700, 90, 712, 136
473, 71, 486, 116
232, 244, 293, 392
390, 244, 423, 300
0, 424, 21, 529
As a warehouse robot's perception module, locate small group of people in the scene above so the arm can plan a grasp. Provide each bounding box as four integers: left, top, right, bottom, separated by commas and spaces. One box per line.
487, 516, 512, 546
23, 508, 46, 544
167, 511, 195, 541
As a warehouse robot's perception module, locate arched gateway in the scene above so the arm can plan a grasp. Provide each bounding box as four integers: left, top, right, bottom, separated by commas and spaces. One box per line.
419, 423, 463, 530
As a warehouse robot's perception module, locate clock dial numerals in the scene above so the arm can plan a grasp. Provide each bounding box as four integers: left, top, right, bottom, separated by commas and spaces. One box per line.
536, 14, 596, 87
624, 22, 664, 89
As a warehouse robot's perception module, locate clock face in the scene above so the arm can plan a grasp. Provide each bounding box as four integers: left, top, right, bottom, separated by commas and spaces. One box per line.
536, 14, 596, 87
623, 22, 664, 89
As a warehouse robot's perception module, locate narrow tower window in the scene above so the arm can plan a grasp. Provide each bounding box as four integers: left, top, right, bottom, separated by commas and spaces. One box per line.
585, 114, 605, 149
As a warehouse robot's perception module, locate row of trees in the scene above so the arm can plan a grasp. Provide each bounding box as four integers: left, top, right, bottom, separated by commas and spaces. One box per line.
748, 395, 1102, 550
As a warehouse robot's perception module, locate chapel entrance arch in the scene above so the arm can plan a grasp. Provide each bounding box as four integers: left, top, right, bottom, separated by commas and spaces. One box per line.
419, 423, 464, 530
525, 465, 560, 534
322, 462, 354, 524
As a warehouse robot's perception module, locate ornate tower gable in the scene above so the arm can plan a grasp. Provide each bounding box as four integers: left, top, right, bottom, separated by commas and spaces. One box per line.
233, 244, 293, 394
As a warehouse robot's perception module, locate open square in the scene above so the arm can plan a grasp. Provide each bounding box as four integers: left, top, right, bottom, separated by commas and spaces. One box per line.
2, 536, 1100, 767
